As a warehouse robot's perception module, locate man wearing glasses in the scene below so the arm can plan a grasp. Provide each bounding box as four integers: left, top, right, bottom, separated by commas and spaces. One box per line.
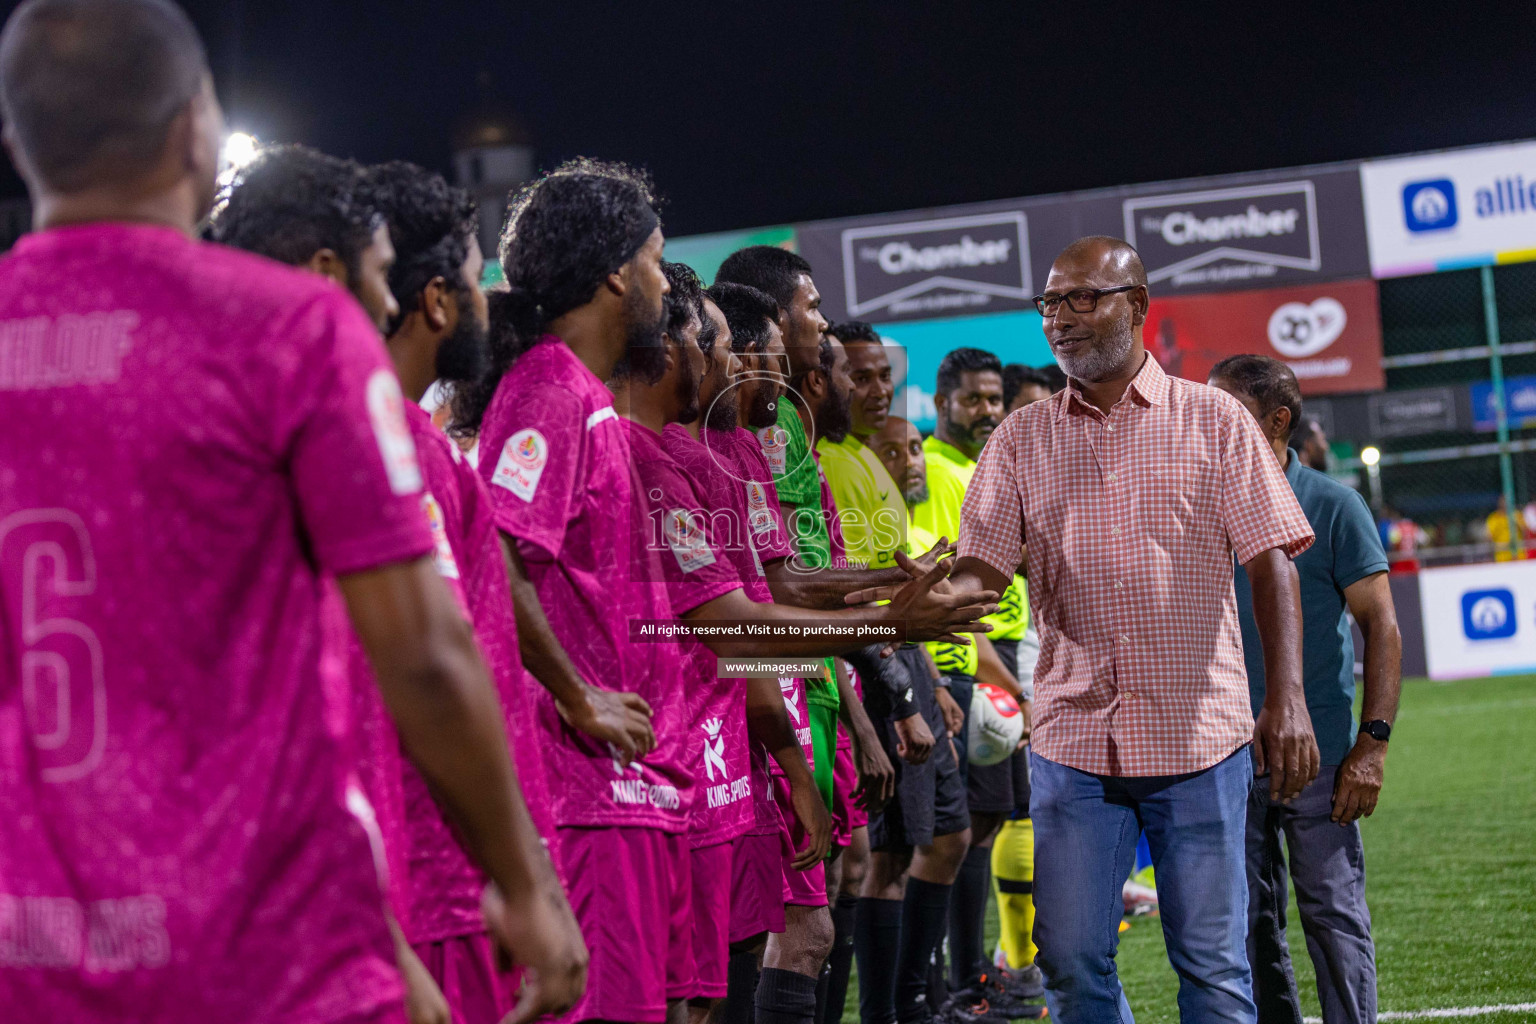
944, 235, 1319, 1023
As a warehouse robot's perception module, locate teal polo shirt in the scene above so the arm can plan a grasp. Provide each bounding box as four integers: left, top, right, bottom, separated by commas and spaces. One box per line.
1233, 448, 1389, 766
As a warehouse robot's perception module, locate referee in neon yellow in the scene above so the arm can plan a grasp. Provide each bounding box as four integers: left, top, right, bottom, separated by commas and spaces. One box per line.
820, 322, 980, 1024
911, 347, 1042, 1001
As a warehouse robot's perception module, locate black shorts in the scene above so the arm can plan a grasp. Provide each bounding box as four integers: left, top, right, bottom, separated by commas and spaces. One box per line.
948, 647, 1031, 817
868, 647, 969, 852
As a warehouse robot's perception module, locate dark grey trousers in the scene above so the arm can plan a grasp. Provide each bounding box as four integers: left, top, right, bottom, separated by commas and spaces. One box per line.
1246, 766, 1378, 1024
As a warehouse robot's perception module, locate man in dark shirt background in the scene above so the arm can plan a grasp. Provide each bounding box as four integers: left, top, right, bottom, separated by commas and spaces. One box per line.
1212, 355, 1404, 1024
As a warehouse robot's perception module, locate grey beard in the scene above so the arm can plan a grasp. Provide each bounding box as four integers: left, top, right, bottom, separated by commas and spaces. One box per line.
1054, 321, 1135, 383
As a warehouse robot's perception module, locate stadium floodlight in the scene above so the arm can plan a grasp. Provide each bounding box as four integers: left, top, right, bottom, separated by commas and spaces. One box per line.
1360, 446, 1381, 467
221, 132, 259, 170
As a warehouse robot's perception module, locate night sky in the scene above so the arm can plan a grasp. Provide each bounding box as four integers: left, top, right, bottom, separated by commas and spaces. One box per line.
3, 2, 1535, 236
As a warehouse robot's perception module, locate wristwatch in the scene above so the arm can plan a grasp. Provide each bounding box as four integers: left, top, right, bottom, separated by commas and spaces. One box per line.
1360, 719, 1392, 742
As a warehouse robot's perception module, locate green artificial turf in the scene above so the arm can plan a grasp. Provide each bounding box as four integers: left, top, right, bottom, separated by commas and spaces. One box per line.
841, 674, 1536, 1023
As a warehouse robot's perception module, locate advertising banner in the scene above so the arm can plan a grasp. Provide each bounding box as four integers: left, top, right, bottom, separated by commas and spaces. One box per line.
1469, 373, 1536, 431
1028, 166, 1373, 298
1368, 385, 1467, 438
798, 202, 1037, 325
798, 165, 1373, 325
1360, 139, 1536, 278
1419, 560, 1536, 679
1142, 277, 1384, 395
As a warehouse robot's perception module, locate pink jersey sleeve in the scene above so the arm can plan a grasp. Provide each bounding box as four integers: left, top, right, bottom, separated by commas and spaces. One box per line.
483, 382, 586, 562
636, 457, 744, 617
733, 434, 795, 564
279, 291, 434, 575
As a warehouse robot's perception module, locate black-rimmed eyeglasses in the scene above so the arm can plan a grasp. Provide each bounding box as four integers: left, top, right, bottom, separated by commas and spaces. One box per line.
1033, 285, 1139, 316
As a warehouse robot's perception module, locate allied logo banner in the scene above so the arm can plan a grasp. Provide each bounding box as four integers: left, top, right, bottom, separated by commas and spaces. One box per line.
1360, 139, 1536, 277
1420, 561, 1536, 679
1142, 277, 1384, 395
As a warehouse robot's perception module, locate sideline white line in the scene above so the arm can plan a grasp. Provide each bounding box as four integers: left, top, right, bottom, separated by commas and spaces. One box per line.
1304, 1003, 1536, 1022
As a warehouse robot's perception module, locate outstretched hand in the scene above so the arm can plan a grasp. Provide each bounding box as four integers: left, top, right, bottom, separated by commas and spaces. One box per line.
883, 550, 999, 644
909, 536, 957, 576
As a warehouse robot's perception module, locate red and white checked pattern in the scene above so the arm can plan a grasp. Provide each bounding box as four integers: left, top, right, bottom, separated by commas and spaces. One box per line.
959, 356, 1313, 777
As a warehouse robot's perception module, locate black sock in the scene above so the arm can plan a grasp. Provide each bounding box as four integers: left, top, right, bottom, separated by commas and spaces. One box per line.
895, 879, 952, 1022
820, 893, 857, 1024
854, 897, 902, 1024
725, 951, 760, 1024
756, 967, 819, 1024
947, 845, 992, 990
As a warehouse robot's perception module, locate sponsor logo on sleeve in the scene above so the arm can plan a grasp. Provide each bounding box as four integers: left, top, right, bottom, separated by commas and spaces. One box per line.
757, 426, 789, 475
492, 428, 547, 503
365, 369, 423, 496
665, 509, 717, 573
745, 480, 774, 534
421, 492, 460, 580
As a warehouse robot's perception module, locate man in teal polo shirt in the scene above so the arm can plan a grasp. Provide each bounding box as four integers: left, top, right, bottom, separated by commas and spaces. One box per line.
1212, 355, 1403, 1024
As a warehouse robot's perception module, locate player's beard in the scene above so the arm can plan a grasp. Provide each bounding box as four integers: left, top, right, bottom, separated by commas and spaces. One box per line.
434, 297, 489, 384
747, 376, 779, 430
675, 343, 701, 426
945, 412, 997, 452
1054, 316, 1135, 383
817, 386, 854, 445
622, 290, 669, 385
703, 362, 738, 432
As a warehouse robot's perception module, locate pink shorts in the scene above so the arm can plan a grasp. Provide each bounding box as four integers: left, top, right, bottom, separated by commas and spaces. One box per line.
412, 932, 510, 1024
772, 774, 829, 908
831, 741, 868, 843
556, 826, 693, 1023
730, 831, 786, 943
335, 1005, 408, 1024
690, 841, 734, 998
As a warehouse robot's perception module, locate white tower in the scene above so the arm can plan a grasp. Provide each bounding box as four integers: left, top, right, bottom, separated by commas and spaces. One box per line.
451, 109, 534, 272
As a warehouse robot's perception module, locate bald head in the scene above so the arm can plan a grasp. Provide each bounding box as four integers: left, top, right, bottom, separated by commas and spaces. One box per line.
1052, 235, 1147, 287
0, 0, 210, 193
868, 414, 927, 507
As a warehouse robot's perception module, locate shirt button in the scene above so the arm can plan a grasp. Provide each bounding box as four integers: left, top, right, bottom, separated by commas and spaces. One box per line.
1106, 424, 1116, 432
1114, 580, 1124, 590
1111, 526, 1121, 537
1118, 634, 1131, 644
1107, 472, 1118, 482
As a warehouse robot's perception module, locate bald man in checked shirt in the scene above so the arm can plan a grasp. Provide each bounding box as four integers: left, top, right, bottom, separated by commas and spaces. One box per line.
944, 237, 1319, 1024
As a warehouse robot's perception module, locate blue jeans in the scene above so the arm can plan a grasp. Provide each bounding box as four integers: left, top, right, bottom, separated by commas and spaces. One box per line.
1031, 747, 1257, 1024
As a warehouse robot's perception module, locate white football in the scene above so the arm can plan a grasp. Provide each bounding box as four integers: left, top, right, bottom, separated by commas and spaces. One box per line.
968, 681, 1023, 767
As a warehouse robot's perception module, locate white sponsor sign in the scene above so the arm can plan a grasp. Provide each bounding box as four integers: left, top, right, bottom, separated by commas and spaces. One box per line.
1360, 140, 1536, 278
1124, 181, 1321, 287
1419, 560, 1536, 679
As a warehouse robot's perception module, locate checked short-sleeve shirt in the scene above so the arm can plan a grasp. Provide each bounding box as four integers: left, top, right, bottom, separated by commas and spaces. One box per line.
958, 355, 1313, 777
